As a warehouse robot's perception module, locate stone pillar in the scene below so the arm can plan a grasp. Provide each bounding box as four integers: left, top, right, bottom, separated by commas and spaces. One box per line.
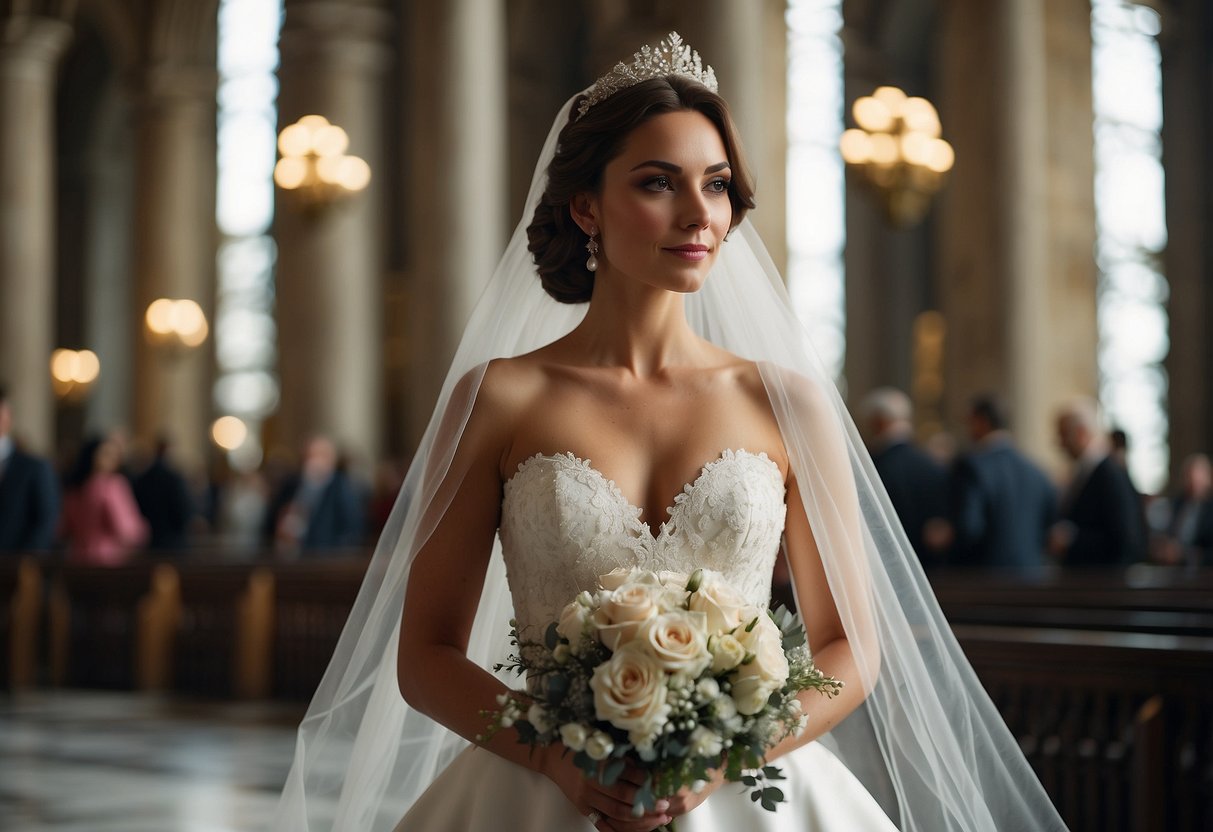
935, 0, 1098, 471
687, 1, 788, 275
1162, 0, 1213, 477
0, 16, 72, 453
131, 62, 218, 471
276, 0, 393, 467
403, 0, 506, 446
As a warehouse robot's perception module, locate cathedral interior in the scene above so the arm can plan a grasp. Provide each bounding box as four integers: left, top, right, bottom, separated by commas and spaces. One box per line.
0, 0, 1211, 830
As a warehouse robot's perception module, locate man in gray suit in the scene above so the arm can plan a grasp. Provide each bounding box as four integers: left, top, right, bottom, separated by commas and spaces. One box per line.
949, 394, 1057, 569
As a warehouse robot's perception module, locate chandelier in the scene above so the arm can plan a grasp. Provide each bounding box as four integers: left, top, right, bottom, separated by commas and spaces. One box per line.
840, 86, 955, 227
145, 298, 209, 351
274, 115, 371, 213
50, 349, 100, 401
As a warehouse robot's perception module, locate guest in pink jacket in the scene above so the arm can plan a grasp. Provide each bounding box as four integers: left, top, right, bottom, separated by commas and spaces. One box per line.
61, 436, 149, 565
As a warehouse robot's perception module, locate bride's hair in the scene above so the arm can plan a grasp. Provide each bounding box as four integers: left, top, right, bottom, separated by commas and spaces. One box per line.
527, 75, 756, 304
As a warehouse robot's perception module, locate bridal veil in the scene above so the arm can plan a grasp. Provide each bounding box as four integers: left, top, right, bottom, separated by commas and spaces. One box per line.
272, 88, 1067, 832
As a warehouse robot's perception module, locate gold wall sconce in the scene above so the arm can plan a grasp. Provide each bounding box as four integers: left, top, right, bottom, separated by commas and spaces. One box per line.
145, 298, 209, 351
840, 86, 955, 227
51, 348, 100, 401
274, 115, 371, 213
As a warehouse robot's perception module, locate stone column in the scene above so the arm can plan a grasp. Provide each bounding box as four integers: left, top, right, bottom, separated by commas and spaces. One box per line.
1162, 0, 1213, 476
0, 16, 72, 453
935, 0, 1098, 471
403, 0, 506, 446
131, 62, 218, 471
276, 0, 393, 468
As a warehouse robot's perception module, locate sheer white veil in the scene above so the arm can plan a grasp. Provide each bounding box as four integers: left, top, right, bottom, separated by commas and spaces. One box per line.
272, 90, 1067, 832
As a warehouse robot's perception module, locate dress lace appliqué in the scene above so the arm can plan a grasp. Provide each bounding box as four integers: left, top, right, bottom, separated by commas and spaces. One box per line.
499, 449, 787, 637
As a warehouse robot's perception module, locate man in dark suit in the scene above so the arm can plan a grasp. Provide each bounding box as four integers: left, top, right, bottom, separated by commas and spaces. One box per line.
949, 395, 1056, 569
266, 435, 366, 555
861, 388, 949, 566
0, 385, 60, 552
1049, 398, 1146, 565
130, 438, 195, 551
1153, 453, 1213, 566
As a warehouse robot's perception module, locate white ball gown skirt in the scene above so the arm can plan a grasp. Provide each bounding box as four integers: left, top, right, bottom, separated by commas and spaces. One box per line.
396, 740, 899, 831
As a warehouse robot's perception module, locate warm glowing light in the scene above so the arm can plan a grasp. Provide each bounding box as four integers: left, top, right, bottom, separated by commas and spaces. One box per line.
841, 86, 954, 226
50, 348, 101, 398
926, 139, 955, 173
275, 115, 371, 211
277, 123, 312, 157
852, 96, 894, 133
868, 133, 898, 165
872, 86, 908, 112
145, 298, 177, 335
311, 124, 349, 158
337, 156, 371, 191
145, 298, 209, 349
211, 415, 249, 450
839, 129, 872, 164
901, 97, 941, 137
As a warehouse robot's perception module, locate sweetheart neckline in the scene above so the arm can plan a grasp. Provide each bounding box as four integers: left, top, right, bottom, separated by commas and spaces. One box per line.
503, 448, 783, 541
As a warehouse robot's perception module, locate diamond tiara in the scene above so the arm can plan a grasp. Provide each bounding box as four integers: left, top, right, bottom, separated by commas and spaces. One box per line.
576, 32, 718, 121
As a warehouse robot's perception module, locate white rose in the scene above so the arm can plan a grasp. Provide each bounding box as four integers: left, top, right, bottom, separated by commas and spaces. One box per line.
556, 600, 591, 644
553, 643, 571, 663
708, 633, 747, 674
527, 703, 552, 733
736, 613, 790, 686
638, 611, 712, 676
688, 572, 749, 634
688, 725, 724, 758
599, 567, 648, 591
590, 640, 670, 738
585, 730, 615, 761
559, 722, 589, 751
730, 674, 779, 715
593, 581, 663, 651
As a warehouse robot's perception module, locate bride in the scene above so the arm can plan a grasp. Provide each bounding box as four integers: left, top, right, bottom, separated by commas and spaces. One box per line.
274, 34, 1067, 832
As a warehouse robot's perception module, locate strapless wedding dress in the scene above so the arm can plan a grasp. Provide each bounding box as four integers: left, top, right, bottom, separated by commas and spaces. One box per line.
397, 449, 898, 831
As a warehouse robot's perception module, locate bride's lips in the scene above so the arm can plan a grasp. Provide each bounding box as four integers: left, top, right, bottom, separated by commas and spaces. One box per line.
663, 244, 710, 262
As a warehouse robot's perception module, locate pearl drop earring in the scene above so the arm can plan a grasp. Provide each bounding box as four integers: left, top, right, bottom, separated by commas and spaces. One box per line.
585, 229, 600, 272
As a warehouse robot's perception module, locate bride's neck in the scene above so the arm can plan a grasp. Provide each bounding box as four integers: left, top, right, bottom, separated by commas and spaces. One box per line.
570, 276, 700, 377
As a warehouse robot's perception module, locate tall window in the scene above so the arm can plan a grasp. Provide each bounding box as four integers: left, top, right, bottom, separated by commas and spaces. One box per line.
1091, 0, 1168, 493
214, 0, 284, 469
786, 0, 847, 381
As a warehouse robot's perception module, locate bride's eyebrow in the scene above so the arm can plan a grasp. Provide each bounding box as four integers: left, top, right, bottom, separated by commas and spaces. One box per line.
628, 160, 731, 174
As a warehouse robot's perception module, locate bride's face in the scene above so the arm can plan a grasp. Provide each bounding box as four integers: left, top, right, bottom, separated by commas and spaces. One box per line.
587, 109, 733, 294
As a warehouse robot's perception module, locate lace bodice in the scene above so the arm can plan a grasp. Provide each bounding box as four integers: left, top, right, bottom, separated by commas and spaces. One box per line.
499, 449, 787, 636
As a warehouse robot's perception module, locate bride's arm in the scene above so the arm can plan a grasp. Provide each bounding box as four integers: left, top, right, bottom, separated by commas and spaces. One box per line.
396, 364, 672, 832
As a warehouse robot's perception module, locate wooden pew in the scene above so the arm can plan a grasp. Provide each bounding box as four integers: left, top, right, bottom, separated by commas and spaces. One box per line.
0, 556, 43, 690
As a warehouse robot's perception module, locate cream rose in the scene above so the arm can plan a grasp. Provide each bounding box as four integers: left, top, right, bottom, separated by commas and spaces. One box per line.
708, 633, 747, 674
736, 613, 790, 685
593, 581, 663, 650
556, 600, 591, 645
589, 640, 670, 738
731, 613, 790, 715
730, 674, 780, 716
599, 567, 648, 591
638, 610, 711, 676
688, 572, 749, 634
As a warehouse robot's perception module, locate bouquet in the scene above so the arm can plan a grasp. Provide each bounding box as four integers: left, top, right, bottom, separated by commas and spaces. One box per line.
481, 567, 842, 824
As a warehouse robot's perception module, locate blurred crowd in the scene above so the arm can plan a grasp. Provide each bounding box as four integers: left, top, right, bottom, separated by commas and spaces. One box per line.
3, 380, 1209, 569
860, 388, 1211, 570
0, 385, 405, 563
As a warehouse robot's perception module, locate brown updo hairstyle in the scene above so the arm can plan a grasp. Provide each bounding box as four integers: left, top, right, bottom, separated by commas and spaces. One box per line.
527, 75, 756, 304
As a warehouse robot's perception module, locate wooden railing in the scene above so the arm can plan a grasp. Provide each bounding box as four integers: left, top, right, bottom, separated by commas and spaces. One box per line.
3, 557, 1211, 829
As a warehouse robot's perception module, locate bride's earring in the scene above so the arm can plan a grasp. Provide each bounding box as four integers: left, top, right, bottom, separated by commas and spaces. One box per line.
585, 229, 600, 273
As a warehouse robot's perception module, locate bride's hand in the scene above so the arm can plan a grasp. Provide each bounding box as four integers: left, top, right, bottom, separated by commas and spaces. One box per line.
540, 747, 673, 832
660, 767, 726, 821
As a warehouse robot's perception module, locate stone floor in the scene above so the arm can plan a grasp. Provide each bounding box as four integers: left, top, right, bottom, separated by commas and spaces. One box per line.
0, 690, 306, 832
